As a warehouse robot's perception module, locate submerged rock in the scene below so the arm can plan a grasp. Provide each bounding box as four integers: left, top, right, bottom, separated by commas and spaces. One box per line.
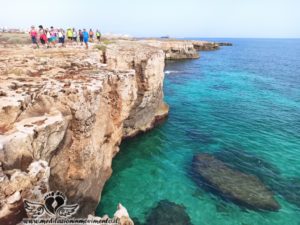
191, 153, 280, 211
213, 149, 300, 208
145, 200, 193, 225
213, 148, 281, 182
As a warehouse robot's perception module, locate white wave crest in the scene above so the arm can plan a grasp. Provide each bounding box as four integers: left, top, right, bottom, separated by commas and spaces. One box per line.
165, 70, 181, 74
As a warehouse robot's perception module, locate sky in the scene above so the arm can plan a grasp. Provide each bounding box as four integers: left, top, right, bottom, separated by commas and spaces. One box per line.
1, 0, 299, 38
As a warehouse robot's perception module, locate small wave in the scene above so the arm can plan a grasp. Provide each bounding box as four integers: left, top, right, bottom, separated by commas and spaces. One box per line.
165, 70, 181, 75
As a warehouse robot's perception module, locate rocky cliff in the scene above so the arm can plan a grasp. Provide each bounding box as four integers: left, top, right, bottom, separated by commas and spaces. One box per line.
139, 39, 199, 59
192, 41, 220, 51
0, 42, 167, 222
0, 38, 229, 224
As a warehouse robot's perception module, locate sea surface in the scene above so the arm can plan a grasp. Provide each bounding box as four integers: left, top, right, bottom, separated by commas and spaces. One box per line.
96, 39, 300, 225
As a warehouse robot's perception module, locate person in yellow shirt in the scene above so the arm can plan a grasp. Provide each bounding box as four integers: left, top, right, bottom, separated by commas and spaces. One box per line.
96, 30, 101, 42
67, 28, 73, 42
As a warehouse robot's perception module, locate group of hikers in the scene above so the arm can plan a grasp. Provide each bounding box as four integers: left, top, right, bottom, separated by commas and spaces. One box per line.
29, 25, 101, 49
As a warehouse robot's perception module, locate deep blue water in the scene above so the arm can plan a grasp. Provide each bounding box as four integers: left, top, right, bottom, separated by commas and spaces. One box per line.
97, 39, 300, 225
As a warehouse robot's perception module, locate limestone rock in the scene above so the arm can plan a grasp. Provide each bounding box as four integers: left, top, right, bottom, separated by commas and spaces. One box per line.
0, 44, 168, 219
0, 38, 223, 223
0, 192, 27, 225
0, 160, 50, 225
106, 41, 169, 138
139, 40, 199, 59
192, 41, 220, 51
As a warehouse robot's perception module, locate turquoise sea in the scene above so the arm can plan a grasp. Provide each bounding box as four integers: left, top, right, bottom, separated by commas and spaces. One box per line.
96, 39, 300, 225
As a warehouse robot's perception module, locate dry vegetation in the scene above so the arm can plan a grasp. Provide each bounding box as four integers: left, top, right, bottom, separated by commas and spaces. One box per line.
93, 39, 115, 52
0, 32, 31, 45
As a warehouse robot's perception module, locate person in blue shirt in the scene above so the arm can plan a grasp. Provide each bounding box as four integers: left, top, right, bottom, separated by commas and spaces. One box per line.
82, 29, 89, 49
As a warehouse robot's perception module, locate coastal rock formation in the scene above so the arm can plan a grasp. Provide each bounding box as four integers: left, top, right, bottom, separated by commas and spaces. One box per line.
218, 42, 233, 46
140, 40, 199, 59
192, 41, 233, 50
138, 39, 232, 59
192, 41, 220, 51
0, 37, 224, 223
191, 153, 280, 211
0, 43, 167, 220
105, 41, 169, 138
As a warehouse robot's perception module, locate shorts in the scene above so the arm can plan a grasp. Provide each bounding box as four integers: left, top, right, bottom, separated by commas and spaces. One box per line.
79, 37, 83, 42
97, 36, 100, 40
31, 36, 37, 44
68, 36, 73, 40
49, 37, 56, 43
73, 37, 77, 41
83, 38, 88, 43
89, 35, 93, 39
59, 37, 65, 44
40, 38, 46, 45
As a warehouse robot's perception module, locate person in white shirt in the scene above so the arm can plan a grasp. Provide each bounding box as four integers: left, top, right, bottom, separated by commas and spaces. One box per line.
72, 28, 77, 43
58, 29, 65, 47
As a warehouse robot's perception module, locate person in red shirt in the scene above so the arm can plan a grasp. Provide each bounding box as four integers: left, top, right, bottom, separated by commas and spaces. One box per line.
29, 26, 39, 48
38, 25, 47, 48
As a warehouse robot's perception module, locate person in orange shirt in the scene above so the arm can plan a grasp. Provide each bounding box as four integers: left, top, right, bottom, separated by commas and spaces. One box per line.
89, 29, 94, 42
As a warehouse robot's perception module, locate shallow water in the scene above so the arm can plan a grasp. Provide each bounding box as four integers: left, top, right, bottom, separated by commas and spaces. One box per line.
96, 39, 300, 225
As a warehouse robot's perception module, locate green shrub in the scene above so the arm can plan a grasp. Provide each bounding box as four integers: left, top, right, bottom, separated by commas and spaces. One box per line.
102, 39, 115, 45
93, 45, 107, 52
